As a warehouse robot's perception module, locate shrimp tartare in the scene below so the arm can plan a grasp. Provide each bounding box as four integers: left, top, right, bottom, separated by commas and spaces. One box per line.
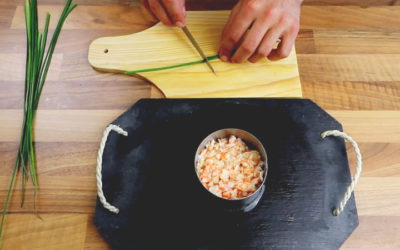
196, 135, 264, 199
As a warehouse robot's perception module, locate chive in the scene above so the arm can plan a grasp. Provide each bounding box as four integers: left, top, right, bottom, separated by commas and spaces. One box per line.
0, 0, 77, 245
125, 55, 220, 75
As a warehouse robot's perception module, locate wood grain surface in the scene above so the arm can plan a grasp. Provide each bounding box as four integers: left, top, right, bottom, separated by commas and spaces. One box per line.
0, 0, 399, 249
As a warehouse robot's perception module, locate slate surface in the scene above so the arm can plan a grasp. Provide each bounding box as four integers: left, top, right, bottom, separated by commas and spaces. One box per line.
95, 99, 358, 250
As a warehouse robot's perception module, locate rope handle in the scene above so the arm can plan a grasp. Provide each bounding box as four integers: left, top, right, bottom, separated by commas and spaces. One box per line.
321, 130, 362, 216
96, 126, 361, 216
96, 124, 128, 214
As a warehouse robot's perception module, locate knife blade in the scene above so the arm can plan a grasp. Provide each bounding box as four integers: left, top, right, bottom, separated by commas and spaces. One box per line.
181, 26, 216, 75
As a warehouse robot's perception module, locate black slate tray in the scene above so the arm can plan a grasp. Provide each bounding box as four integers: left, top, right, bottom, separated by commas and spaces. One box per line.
95, 98, 358, 250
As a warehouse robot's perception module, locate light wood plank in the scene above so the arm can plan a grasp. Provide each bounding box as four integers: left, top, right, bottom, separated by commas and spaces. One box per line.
0, 110, 123, 142
11, 5, 154, 30
61, 54, 143, 82
302, 81, 400, 110
0, 142, 98, 177
313, 30, 400, 54
1, 169, 399, 216
0, 80, 150, 109
85, 215, 400, 249
0, 52, 130, 84
301, 6, 400, 30
0, 6, 14, 29
3, 142, 399, 179
0, 53, 62, 81
173, 0, 400, 8
0, 29, 139, 54
0, 30, 143, 83
10, 5, 400, 31
298, 54, 400, 82
328, 111, 400, 143
295, 29, 316, 54
1, 166, 400, 216
355, 177, 400, 216
347, 143, 400, 177
342, 216, 400, 249
1, 214, 88, 250
150, 84, 165, 98
0, 176, 96, 213
1, 110, 400, 143
1, 0, 139, 6
84, 215, 111, 250
302, 0, 400, 5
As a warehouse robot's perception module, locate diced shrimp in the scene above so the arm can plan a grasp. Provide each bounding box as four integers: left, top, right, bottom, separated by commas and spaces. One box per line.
196, 135, 264, 199
220, 169, 230, 181
201, 177, 209, 183
222, 192, 232, 199
221, 152, 227, 160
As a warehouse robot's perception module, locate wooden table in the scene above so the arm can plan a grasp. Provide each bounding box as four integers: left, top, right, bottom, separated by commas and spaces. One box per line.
1, 0, 399, 249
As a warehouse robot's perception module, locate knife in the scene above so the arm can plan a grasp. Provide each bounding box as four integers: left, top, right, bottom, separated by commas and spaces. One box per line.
181, 26, 216, 75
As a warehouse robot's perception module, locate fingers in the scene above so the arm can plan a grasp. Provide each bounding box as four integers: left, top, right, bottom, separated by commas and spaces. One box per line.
248, 15, 299, 63
161, 0, 186, 27
267, 36, 294, 61
140, 0, 158, 21
140, 0, 151, 12
268, 23, 299, 61
148, 0, 173, 26
248, 28, 281, 63
218, 4, 254, 62
220, 5, 239, 42
146, 0, 186, 27
217, 0, 301, 63
230, 18, 270, 63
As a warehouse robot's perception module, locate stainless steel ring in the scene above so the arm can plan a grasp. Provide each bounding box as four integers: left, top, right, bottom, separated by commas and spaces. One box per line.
194, 128, 268, 212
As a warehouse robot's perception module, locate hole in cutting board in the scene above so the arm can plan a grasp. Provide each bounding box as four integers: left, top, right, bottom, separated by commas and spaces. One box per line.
104, 49, 109, 53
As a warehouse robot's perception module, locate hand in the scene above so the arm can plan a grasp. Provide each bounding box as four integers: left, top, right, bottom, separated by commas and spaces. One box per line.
140, 0, 186, 27
219, 0, 302, 63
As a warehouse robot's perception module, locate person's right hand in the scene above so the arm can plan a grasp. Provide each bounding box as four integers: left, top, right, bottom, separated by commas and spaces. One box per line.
140, 0, 186, 28
219, 0, 302, 63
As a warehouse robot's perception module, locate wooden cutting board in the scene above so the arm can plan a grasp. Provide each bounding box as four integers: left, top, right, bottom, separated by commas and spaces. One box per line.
88, 10, 302, 98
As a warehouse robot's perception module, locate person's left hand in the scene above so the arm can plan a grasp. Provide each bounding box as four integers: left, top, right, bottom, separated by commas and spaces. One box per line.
140, 0, 186, 27
218, 0, 302, 63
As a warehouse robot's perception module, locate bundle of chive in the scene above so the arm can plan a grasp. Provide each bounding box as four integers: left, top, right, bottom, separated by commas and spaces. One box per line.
0, 0, 77, 244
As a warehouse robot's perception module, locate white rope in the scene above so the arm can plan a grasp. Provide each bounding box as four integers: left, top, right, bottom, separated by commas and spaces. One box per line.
96, 124, 128, 214
321, 130, 362, 216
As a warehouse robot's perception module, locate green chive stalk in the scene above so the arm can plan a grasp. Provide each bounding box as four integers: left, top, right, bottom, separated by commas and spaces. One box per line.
125, 55, 220, 75
0, 0, 77, 245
